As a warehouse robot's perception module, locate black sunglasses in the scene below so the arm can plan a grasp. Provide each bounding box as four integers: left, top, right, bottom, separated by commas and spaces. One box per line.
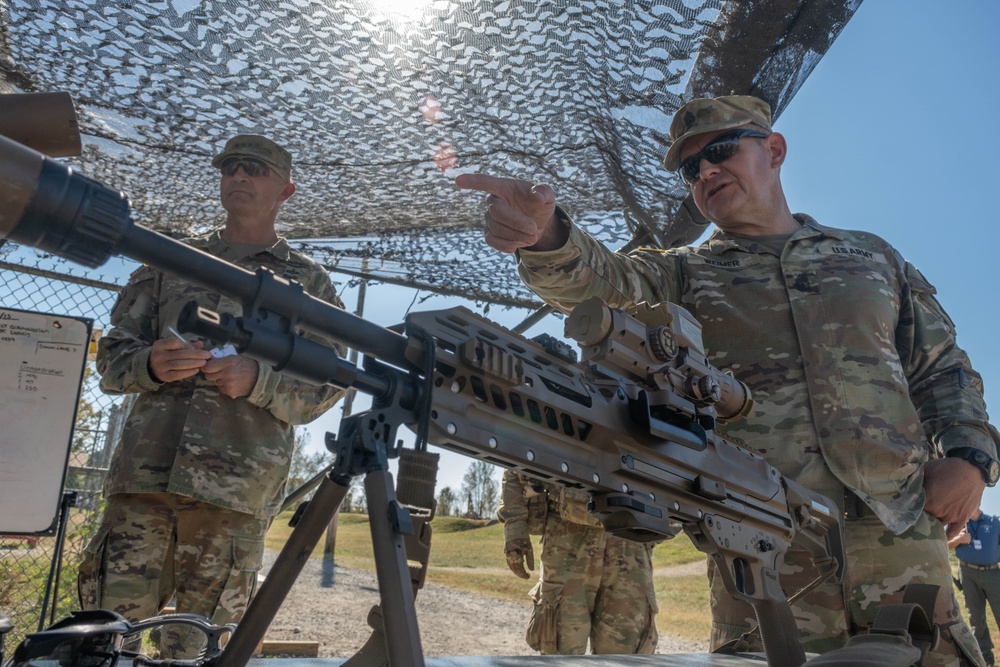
678, 128, 770, 184
219, 157, 271, 178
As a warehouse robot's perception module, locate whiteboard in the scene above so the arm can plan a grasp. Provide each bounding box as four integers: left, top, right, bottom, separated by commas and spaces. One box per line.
0, 308, 90, 534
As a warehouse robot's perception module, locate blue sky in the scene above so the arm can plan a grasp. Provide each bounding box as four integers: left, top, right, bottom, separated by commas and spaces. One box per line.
777, 0, 1000, 516
305, 0, 1000, 518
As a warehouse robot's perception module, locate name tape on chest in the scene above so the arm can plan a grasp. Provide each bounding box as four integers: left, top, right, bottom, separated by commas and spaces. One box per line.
685, 255, 754, 269
685, 243, 887, 268
823, 245, 887, 263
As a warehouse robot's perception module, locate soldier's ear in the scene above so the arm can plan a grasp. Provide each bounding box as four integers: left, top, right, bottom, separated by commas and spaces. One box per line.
279, 182, 296, 202
766, 132, 787, 169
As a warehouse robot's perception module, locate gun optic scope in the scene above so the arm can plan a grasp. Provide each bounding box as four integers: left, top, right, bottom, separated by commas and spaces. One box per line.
566, 296, 753, 423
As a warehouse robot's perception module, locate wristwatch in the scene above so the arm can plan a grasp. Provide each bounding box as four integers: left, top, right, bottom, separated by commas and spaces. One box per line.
946, 447, 1000, 487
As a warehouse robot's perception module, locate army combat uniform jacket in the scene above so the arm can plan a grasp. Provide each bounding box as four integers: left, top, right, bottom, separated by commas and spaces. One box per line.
517, 213, 996, 535
97, 231, 345, 517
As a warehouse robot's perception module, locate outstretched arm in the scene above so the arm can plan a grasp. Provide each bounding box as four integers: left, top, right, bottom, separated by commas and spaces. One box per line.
455, 173, 567, 252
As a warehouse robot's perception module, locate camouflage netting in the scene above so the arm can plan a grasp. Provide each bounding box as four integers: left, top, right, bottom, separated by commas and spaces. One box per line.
0, 0, 861, 307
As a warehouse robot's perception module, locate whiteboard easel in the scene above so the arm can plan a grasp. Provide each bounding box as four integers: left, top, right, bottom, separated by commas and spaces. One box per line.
0, 307, 91, 534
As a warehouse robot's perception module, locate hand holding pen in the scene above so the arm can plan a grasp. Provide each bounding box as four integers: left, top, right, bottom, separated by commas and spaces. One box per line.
158, 325, 254, 396
149, 326, 212, 383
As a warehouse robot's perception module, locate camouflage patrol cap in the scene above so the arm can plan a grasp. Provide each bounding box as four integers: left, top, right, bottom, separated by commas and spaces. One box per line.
662, 96, 772, 171
211, 134, 293, 180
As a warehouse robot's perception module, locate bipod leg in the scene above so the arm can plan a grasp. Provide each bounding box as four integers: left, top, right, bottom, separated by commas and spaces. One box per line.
214, 473, 348, 667
365, 468, 425, 667
343, 449, 439, 667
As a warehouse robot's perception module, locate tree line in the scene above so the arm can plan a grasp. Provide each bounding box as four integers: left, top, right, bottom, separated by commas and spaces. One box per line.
287, 431, 500, 519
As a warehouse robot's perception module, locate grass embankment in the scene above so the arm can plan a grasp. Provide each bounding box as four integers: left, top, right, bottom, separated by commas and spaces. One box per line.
265, 511, 711, 643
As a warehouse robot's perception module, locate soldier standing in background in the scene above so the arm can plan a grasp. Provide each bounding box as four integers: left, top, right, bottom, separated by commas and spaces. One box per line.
951, 509, 1000, 666
459, 95, 999, 666
78, 135, 345, 658
498, 469, 658, 655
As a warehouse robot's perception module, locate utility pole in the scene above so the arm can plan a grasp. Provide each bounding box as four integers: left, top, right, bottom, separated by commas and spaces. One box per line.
324, 265, 367, 557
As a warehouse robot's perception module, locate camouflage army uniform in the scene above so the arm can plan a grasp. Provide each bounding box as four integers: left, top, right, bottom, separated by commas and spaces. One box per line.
78, 230, 344, 657
498, 469, 658, 655
516, 212, 995, 666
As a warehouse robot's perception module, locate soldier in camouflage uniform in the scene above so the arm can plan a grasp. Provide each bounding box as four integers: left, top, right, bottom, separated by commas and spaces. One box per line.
457, 96, 999, 666
78, 135, 345, 658
497, 469, 658, 655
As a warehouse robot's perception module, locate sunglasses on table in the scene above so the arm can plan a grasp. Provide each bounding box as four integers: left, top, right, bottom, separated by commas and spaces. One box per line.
678, 128, 770, 184
219, 157, 271, 178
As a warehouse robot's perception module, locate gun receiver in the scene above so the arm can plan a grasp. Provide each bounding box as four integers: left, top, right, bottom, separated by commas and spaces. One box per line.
402, 306, 843, 626
0, 141, 844, 667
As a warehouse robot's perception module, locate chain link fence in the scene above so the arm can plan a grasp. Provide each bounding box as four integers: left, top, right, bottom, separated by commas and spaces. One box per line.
0, 250, 350, 650
0, 253, 125, 648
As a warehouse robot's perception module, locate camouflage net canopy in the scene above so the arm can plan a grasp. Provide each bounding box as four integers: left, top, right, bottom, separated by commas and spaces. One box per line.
1, 0, 860, 307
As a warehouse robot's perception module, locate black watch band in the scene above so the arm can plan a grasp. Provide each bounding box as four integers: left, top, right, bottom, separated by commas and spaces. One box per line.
946, 447, 1000, 487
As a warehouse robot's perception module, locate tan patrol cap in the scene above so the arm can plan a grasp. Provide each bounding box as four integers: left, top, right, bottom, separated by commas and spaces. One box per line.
211, 134, 292, 180
662, 96, 772, 171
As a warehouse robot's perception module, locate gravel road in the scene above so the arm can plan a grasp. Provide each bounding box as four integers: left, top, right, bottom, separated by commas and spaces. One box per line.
260, 553, 708, 658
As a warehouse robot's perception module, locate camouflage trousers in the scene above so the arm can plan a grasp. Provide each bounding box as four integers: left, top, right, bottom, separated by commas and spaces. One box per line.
77, 492, 268, 659
958, 561, 1000, 665
526, 513, 658, 655
709, 511, 985, 667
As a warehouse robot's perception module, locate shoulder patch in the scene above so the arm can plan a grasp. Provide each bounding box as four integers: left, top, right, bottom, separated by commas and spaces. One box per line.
903, 261, 937, 295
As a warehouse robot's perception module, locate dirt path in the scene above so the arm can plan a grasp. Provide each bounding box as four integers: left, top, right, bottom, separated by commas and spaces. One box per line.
260, 553, 708, 658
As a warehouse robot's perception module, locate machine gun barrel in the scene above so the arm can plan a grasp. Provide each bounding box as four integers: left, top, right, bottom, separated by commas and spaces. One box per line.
0, 135, 413, 374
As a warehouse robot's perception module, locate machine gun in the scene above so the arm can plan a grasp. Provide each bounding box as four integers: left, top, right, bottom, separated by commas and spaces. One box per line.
0, 132, 846, 667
